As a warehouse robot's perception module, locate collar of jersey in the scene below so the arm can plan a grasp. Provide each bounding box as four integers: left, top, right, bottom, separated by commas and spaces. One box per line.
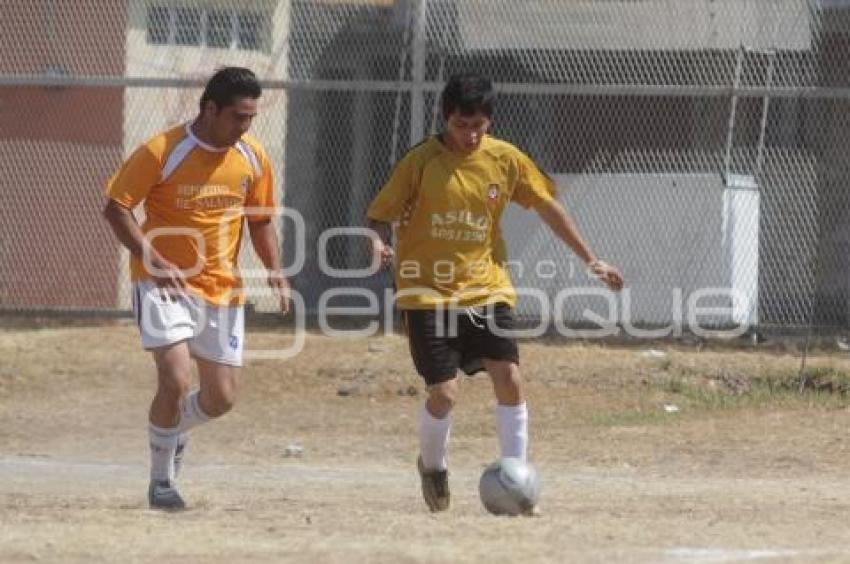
436, 134, 489, 160
185, 122, 231, 153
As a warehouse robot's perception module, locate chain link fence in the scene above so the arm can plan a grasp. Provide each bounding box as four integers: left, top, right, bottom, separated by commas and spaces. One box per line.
1, 0, 848, 336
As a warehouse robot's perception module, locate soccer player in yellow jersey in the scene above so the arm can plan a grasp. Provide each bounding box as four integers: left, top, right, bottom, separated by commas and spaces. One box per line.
103, 68, 289, 510
367, 73, 624, 512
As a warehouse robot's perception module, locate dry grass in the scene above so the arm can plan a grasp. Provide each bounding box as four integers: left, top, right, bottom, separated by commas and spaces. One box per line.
2, 323, 850, 562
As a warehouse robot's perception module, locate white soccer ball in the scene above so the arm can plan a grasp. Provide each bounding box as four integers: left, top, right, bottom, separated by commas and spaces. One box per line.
478, 457, 540, 516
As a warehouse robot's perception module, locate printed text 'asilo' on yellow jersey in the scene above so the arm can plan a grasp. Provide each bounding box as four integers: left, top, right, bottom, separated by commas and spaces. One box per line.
367, 135, 555, 309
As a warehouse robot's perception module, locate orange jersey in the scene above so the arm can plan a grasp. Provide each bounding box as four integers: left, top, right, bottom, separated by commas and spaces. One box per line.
367, 135, 555, 309
105, 123, 275, 306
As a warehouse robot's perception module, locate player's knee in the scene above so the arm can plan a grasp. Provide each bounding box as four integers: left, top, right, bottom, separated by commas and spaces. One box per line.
434, 392, 456, 412
156, 372, 191, 401
428, 378, 458, 415
207, 397, 234, 417
204, 386, 237, 417
204, 402, 231, 418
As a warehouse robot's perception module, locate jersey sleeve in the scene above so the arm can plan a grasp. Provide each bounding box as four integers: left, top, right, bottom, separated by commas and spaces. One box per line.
245, 146, 276, 223
511, 151, 557, 210
104, 145, 162, 209
366, 151, 418, 223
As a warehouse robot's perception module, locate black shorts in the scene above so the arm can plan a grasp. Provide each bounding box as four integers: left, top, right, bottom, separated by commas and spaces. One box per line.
403, 303, 520, 385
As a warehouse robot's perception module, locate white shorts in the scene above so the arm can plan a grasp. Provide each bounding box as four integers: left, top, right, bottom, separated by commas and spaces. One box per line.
132, 280, 245, 367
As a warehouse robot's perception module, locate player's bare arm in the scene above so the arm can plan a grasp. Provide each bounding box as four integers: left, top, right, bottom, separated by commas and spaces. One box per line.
102, 199, 186, 291
535, 199, 624, 291
248, 219, 290, 314
366, 218, 394, 268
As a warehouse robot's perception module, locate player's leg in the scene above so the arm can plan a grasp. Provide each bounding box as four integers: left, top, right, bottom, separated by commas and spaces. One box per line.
172, 360, 238, 477
134, 280, 196, 510
417, 377, 456, 512
194, 357, 239, 417
147, 341, 193, 510
150, 342, 194, 427
173, 304, 243, 477
476, 303, 527, 461
185, 303, 242, 420
421, 377, 458, 470
404, 309, 459, 511
484, 359, 528, 461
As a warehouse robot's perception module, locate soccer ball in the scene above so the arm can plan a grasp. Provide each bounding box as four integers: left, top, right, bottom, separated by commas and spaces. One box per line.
478, 457, 540, 516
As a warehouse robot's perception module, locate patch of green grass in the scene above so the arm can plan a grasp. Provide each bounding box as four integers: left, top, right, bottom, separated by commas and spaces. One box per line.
756, 365, 850, 395
590, 363, 850, 427
589, 408, 672, 427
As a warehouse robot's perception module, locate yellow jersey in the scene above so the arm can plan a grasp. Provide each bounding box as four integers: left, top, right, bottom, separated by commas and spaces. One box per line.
367, 135, 555, 309
105, 123, 275, 306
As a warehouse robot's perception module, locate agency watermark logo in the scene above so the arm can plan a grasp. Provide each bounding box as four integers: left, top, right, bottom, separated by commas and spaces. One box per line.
135, 208, 752, 360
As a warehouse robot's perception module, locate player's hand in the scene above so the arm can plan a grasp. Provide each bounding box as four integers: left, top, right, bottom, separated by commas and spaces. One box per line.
371, 238, 394, 269
589, 260, 624, 291
268, 270, 291, 314
149, 255, 187, 300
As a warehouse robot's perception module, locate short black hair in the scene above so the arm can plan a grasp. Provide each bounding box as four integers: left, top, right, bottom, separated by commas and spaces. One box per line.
199, 67, 261, 112
440, 73, 494, 120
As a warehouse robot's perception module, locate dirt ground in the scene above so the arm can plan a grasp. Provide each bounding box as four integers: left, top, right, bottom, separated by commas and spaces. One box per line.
3, 322, 850, 563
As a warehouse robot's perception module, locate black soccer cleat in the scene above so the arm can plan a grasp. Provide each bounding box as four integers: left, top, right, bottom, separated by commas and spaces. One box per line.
148, 480, 186, 511
417, 456, 450, 512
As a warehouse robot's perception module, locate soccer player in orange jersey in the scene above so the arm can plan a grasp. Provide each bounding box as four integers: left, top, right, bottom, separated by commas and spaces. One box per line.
367, 73, 623, 513
103, 67, 288, 510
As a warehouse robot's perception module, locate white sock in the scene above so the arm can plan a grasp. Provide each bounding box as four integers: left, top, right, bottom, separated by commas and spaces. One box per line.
496, 402, 528, 461
149, 423, 180, 482
177, 389, 211, 434
419, 403, 451, 471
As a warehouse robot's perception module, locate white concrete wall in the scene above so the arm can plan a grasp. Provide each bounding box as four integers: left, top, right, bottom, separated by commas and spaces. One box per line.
501, 173, 758, 330
460, 0, 812, 51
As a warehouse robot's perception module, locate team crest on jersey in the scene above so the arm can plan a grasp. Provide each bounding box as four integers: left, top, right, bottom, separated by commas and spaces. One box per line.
486, 184, 500, 203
